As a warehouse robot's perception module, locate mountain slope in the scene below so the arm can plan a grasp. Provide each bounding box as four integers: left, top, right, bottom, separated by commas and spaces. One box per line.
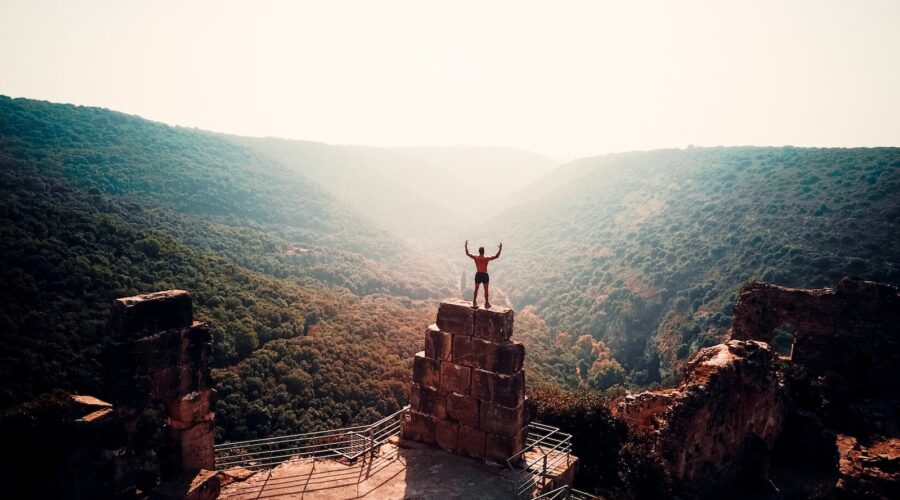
388, 145, 559, 215
0, 161, 561, 439
233, 136, 559, 245
0, 162, 433, 404
0, 96, 451, 298
471, 147, 900, 385
229, 136, 466, 242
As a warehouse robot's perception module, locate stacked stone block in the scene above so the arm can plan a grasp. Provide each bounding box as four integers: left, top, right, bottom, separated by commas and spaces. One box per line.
402, 299, 528, 463
105, 290, 216, 475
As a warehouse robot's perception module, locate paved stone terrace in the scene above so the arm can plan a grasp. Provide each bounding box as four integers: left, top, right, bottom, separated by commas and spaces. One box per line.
219, 438, 521, 499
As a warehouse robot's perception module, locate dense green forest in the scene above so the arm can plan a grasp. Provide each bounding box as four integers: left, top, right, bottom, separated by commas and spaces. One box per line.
0, 96, 451, 299
0, 163, 425, 419
473, 147, 900, 386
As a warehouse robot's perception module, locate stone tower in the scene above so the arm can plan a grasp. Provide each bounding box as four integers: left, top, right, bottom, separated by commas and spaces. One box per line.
401, 299, 528, 463
105, 290, 216, 476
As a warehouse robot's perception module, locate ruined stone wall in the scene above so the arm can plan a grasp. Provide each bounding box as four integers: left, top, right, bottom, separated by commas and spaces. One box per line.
104, 290, 216, 475
732, 277, 900, 396
401, 299, 528, 463
619, 340, 782, 490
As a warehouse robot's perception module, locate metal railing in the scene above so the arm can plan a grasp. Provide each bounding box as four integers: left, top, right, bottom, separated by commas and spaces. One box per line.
507, 422, 574, 499
534, 486, 598, 499
214, 405, 408, 471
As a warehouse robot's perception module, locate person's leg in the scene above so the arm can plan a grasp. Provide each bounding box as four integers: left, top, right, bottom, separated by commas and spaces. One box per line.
473, 283, 480, 306
484, 282, 491, 308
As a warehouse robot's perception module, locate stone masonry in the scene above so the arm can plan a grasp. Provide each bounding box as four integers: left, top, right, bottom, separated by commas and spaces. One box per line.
401, 299, 528, 463
618, 340, 782, 492
732, 276, 900, 397
104, 290, 216, 476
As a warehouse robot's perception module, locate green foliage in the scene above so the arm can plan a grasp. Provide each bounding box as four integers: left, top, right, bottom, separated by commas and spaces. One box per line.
617, 434, 672, 500
0, 162, 434, 438
213, 295, 431, 440
0, 95, 450, 299
0, 116, 436, 443
527, 386, 626, 490
485, 147, 900, 385
527, 385, 670, 498
0, 95, 454, 436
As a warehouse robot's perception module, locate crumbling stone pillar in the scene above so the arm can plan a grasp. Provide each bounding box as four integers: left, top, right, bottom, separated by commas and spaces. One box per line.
105, 290, 216, 475
402, 299, 528, 463
731, 277, 900, 397
618, 340, 782, 493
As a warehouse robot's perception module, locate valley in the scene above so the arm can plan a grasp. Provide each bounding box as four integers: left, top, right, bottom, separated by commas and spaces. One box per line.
1, 95, 898, 447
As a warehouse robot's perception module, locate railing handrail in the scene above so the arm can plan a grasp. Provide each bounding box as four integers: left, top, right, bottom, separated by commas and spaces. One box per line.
214, 405, 409, 471
534, 485, 598, 500
215, 406, 581, 500
507, 422, 574, 499
214, 424, 373, 449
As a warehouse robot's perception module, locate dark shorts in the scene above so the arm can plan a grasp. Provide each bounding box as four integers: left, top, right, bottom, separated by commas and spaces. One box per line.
475, 272, 489, 284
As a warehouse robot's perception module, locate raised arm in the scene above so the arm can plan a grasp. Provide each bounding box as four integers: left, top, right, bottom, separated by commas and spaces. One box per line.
465, 239, 475, 258
490, 242, 503, 260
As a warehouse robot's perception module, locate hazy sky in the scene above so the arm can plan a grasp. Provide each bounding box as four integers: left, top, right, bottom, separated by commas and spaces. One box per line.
2, 1, 898, 158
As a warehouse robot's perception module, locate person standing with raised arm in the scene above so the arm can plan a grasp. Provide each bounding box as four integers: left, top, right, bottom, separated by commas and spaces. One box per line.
465, 239, 502, 308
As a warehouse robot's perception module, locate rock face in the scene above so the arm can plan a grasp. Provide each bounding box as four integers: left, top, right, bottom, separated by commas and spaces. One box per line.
732, 277, 900, 397
57, 290, 217, 498
732, 277, 900, 498
104, 290, 216, 480
625, 278, 899, 497
836, 434, 900, 499
402, 299, 528, 463
619, 340, 782, 492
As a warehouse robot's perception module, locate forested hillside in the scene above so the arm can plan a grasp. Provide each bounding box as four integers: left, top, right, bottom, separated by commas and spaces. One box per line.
0, 96, 579, 444
229, 136, 465, 242
0, 96, 451, 299
472, 147, 900, 387
233, 136, 557, 245
0, 161, 569, 438
0, 158, 431, 411
0, 96, 460, 441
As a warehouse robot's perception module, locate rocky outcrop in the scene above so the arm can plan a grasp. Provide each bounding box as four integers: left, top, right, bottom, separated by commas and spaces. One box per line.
402, 299, 528, 463
731, 278, 900, 497
95, 290, 218, 499
105, 290, 216, 475
622, 278, 900, 497
732, 277, 900, 397
52, 290, 218, 497
837, 434, 900, 499
618, 340, 781, 492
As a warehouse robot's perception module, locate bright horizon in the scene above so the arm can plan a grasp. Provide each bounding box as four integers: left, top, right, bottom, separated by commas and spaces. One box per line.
2, 0, 899, 159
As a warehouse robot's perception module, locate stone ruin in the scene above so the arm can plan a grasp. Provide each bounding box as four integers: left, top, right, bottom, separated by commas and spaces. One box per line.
105, 290, 216, 475
618, 340, 782, 492
732, 276, 900, 498
72, 290, 219, 498
732, 276, 900, 397
401, 299, 529, 463
620, 277, 899, 498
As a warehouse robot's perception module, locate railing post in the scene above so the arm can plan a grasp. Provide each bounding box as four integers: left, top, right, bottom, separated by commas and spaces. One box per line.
542, 454, 547, 490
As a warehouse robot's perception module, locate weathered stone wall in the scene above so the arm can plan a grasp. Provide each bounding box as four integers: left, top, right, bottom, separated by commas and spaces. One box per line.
402, 299, 528, 463
619, 340, 782, 490
732, 277, 900, 396
104, 290, 216, 475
